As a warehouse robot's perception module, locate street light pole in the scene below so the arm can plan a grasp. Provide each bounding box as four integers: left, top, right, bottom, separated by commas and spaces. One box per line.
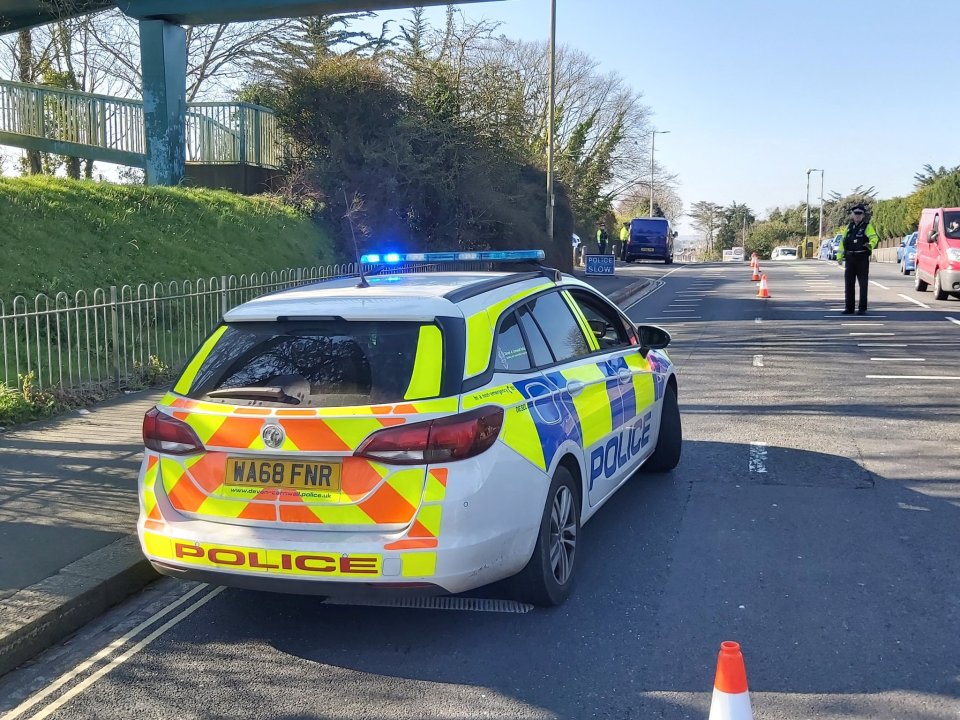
650, 129, 670, 216
545, 0, 557, 241
817, 169, 825, 240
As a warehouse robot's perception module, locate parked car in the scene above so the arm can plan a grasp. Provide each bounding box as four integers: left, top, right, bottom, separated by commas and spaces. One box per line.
771, 247, 798, 261
902, 242, 917, 275
915, 208, 960, 299
818, 240, 833, 260
897, 232, 918, 263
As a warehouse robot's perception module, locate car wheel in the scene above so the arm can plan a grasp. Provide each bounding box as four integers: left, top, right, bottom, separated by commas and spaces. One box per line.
641, 383, 682, 473
934, 271, 948, 300
915, 271, 929, 292
515, 466, 580, 607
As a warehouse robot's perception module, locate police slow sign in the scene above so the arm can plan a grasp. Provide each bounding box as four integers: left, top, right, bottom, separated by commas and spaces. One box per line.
585, 254, 615, 277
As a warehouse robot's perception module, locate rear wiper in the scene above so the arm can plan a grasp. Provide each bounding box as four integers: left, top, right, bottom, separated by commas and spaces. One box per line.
207, 386, 301, 404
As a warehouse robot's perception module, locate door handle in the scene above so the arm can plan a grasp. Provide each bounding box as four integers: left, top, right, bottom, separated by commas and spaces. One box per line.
566, 380, 585, 397
617, 368, 632, 384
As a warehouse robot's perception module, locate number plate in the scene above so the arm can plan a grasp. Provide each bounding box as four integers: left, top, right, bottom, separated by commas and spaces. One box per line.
225, 459, 342, 491
640, 247, 655, 252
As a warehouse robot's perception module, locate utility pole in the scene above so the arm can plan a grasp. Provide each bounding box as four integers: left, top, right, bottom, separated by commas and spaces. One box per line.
545, 0, 557, 241
817, 170, 825, 240
650, 129, 670, 216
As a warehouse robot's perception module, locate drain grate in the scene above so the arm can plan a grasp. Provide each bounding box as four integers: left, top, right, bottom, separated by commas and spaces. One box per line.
323, 596, 534, 613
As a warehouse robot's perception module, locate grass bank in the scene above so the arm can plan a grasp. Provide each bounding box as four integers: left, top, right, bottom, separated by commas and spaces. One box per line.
0, 176, 336, 299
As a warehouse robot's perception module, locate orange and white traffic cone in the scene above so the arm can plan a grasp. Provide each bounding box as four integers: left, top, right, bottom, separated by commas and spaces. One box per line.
757, 274, 771, 298
751, 264, 761, 282
750, 253, 758, 268
709, 641, 753, 720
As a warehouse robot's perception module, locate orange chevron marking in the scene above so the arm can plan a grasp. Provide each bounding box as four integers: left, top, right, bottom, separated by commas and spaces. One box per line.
384, 538, 438, 550
167, 475, 208, 513
206, 417, 264, 449
341, 457, 385, 497
358, 481, 416, 524
429, 468, 448, 487
185, 452, 228, 493
237, 491, 277, 521
280, 418, 351, 452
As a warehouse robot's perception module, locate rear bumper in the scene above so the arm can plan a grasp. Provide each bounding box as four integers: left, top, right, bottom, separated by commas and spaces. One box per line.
138, 446, 549, 596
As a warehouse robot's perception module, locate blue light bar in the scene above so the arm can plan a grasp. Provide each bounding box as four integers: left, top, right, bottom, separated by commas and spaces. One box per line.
359, 250, 545, 264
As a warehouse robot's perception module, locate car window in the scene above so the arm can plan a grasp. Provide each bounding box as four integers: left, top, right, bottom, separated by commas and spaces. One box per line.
525, 291, 591, 363
517, 304, 555, 367
186, 320, 442, 407
493, 311, 531, 372
943, 211, 960, 238
566, 290, 632, 350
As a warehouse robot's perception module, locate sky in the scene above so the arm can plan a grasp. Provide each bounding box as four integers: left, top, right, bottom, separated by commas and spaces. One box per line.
364, 0, 956, 234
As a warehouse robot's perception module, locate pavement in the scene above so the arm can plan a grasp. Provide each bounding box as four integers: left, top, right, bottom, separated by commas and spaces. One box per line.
0, 268, 655, 678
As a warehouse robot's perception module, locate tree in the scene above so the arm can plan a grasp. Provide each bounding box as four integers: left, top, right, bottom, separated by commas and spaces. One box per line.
716, 202, 756, 250
913, 163, 960, 190
688, 201, 724, 255
825, 186, 877, 231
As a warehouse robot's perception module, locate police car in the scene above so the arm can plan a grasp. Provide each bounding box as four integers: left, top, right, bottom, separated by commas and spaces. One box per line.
138, 251, 681, 606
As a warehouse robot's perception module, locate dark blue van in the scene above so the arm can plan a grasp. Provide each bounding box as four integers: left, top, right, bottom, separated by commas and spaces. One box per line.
625, 218, 675, 264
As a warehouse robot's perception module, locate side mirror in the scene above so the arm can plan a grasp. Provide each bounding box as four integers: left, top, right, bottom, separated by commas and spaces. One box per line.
672, 231, 679, 238
636, 324, 671, 355
929, 229, 939, 242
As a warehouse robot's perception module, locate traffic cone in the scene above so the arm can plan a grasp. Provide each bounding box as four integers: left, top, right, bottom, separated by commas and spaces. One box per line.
757, 274, 771, 298
709, 641, 753, 720
750, 253, 758, 268
751, 264, 761, 282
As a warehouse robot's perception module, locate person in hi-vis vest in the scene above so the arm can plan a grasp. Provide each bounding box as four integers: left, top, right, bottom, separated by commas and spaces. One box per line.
836, 204, 880, 315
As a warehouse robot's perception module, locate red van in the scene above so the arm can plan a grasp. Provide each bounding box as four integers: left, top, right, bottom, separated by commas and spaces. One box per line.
915, 208, 960, 300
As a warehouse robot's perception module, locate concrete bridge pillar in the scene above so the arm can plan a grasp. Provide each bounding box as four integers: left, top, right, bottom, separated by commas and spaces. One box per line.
139, 19, 186, 185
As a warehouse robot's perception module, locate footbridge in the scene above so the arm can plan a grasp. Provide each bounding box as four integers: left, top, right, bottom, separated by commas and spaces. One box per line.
0, 79, 283, 170
1, 0, 493, 185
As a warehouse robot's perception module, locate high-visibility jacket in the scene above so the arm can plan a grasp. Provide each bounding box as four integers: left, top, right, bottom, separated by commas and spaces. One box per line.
837, 221, 879, 261
620, 226, 629, 243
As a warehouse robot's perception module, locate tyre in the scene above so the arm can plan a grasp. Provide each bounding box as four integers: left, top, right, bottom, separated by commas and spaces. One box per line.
900, 263, 906, 275
515, 466, 580, 607
915, 271, 929, 292
934, 271, 948, 301
641, 383, 682, 473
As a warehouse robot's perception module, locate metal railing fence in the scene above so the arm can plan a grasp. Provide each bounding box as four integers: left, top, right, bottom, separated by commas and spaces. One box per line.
0, 80, 285, 168
0, 261, 491, 393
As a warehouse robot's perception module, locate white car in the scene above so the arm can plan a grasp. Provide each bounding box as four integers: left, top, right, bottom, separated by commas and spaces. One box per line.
138, 251, 681, 606
771, 247, 798, 261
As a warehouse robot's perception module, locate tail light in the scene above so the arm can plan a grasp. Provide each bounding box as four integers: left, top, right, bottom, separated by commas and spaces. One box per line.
143, 407, 204, 455
356, 406, 504, 465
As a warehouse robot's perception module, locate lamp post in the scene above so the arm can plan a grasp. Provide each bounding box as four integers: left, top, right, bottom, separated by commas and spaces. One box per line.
805, 168, 819, 240
545, 0, 557, 241
817, 169, 825, 240
650, 129, 670, 216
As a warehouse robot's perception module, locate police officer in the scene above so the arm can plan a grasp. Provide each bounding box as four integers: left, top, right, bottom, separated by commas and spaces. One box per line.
837, 204, 880, 315
619, 222, 630, 260
596, 225, 609, 255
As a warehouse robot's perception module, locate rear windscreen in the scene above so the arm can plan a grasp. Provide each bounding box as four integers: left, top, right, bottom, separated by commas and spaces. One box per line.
184, 321, 443, 407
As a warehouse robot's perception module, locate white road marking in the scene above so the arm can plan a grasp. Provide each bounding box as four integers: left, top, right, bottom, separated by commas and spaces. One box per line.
870, 357, 925, 362
870, 280, 891, 290
898, 293, 930, 308
857, 343, 908, 347
842, 323, 885, 326
947, 317, 960, 327
825, 315, 887, 318
867, 375, 960, 381
749, 442, 768, 473
645, 316, 702, 320
7, 585, 224, 720
662, 309, 699, 313
754, 317, 762, 324
849, 333, 895, 337
752, 355, 764, 367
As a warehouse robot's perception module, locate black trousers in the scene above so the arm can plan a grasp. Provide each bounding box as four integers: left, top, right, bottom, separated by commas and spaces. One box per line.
844, 253, 870, 312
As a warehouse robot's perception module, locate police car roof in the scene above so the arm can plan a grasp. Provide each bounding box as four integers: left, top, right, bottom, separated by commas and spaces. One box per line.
223, 271, 589, 323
